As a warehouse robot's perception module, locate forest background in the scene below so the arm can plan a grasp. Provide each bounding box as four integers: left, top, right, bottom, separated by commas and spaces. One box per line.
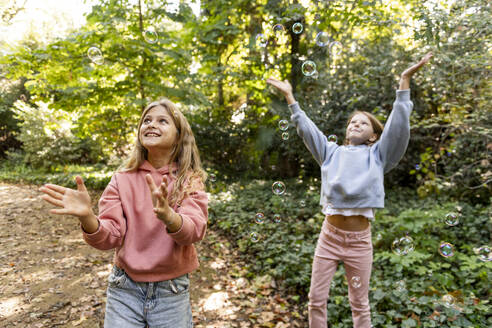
0, 0, 490, 327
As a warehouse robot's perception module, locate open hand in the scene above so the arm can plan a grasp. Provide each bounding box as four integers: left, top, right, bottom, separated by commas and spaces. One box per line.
266, 77, 293, 96
145, 174, 172, 222
39, 176, 92, 218
401, 52, 433, 78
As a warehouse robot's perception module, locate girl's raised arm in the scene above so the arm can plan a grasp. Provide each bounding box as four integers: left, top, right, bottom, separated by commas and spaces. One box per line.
266, 77, 337, 166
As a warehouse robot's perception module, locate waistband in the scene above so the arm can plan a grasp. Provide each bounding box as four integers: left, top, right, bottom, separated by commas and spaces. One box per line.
323, 218, 371, 239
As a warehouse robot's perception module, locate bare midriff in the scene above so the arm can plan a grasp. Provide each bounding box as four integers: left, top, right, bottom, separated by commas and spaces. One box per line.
327, 214, 370, 231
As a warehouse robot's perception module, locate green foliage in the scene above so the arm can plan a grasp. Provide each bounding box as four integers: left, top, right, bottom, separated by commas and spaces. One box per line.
0, 161, 113, 190
8, 100, 105, 168
0, 77, 24, 157
0, 0, 490, 204
209, 179, 492, 326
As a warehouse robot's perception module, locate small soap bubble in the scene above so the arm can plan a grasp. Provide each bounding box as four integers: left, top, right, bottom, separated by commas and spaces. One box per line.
350, 276, 362, 288
209, 173, 216, 182
475, 245, 491, 262
272, 181, 286, 195
300, 200, 306, 207
143, 29, 158, 44
444, 212, 459, 226
328, 134, 338, 143
315, 32, 330, 47
395, 280, 406, 293
292, 22, 303, 34
87, 46, 104, 65
278, 119, 289, 131
255, 213, 265, 224
273, 24, 285, 34
301, 60, 317, 76
329, 41, 343, 56
438, 242, 455, 257
273, 214, 281, 223
250, 232, 259, 242
281, 132, 289, 140
441, 294, 455, 308
415, 164, 421, 170
391, 235, 414, 255
256, 33, 268, 47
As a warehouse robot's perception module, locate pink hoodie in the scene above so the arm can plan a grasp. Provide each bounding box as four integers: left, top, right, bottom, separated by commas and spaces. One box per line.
82, 161, 208, 282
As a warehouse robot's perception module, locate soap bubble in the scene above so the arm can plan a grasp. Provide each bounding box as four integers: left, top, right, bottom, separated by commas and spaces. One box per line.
273, 24, 285, 34
208, 173, 216, 182
143, 29, 158, 44
300, 200, 306, 207
273, 214, 281, 223
441, 294, 455, 308
250, 232, 259, 242
438, 242, 455, 257
395, 280, 406, 293
255, 213, 265, 224
350, 276, 361, 288
278, 119, 289, 131
444, 212, 459, 226
328, 134, 338, 143
329, 41, 343, 56
391, 235, 414, 255
282, 132, 289, 140
256, 33, 268, 47
315, 32, 330, 47
273, 24, 288, 44
87, 47, 104, 65
301, 60, 317, 76
292, 22, 303, 34
474, 245, 491, 262
272, 181, 286, 195
415, 164, 421, 170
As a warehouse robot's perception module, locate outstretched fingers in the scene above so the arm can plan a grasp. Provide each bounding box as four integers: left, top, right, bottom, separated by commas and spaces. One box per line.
160, 176, 169, 198
145, 174, 158, 192
40, 185, 64, 200
41, 194, 65, 208
75, 176, 87, 193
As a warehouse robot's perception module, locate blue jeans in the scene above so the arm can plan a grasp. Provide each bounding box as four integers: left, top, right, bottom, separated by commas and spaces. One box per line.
104, 266, 193, 328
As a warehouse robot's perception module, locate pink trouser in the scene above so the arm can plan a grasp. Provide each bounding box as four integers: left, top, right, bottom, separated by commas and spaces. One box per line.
308, 217, 373, 328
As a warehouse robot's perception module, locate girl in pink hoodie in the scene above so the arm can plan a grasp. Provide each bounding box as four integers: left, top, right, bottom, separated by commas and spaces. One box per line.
40, 98, 208, 327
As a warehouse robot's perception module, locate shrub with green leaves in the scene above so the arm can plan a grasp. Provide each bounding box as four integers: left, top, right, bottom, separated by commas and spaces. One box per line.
9, 100, 105, 169
209, 179, 491, 327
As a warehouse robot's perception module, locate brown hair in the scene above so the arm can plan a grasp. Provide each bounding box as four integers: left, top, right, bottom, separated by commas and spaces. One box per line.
119, 98, 206, 206
344, 110, 384, 146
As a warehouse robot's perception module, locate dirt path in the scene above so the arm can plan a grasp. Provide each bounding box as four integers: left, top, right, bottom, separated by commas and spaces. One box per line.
0, 182, 306, 328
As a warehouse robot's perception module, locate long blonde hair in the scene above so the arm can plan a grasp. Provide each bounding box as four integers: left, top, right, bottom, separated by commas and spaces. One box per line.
120, 98, 207, 206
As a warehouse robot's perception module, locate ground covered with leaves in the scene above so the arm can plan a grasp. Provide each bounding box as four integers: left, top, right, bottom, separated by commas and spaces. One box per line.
0, 182, 307, 328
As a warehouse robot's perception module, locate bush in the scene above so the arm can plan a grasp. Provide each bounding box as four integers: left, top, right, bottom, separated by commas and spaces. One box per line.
0, 161, 112, 190
8, 100, 105, 169
208, 178, 491, 327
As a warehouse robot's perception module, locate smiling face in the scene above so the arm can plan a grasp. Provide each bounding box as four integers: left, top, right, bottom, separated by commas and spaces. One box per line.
345, 113, 377, 146
139, 105, 178, 154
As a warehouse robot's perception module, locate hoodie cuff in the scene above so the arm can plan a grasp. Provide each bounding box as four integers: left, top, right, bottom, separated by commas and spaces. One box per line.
396, 89, 411, 102
288, 102, 301, 114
